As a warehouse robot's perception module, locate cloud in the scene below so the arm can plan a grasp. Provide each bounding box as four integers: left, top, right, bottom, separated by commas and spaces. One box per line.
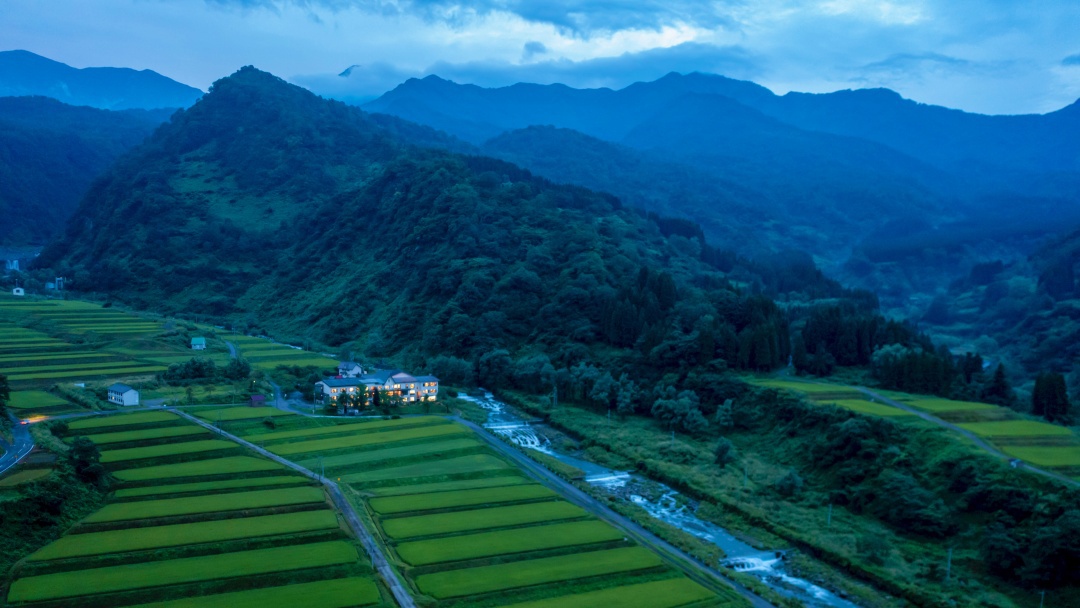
295, 41, 761, 100
522, 40, 547, 60
1064, 53, 1080, 66
204, 0, 740, 35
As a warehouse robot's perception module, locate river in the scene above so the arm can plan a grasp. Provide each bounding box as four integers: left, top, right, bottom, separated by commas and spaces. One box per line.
459, 391, 860, 608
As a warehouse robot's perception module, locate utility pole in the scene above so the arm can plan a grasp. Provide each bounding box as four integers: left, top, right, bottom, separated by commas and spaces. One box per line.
827, 503, 833, 527
1039, 591, 1045, 608
945, 547, 953, 584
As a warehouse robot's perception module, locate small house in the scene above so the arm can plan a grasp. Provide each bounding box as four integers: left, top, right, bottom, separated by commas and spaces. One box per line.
338, 361, 364, 378
11, 287, 24, 297
250, 394, 268, 408
190, 337, 207, 350
108, 383, 140, 407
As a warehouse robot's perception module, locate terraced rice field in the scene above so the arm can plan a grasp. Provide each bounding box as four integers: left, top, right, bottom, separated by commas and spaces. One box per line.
3, 407, 381, 607
1001, 446, 1080, 467
195, 407, 296, 422
223, 334, 339, 371
7, 390, 71, 410
820, 399, 912, 417
252, 416, 740, 607
498, 578, 716, 608
99, 439, 239, 464
958, 420, 1074, 438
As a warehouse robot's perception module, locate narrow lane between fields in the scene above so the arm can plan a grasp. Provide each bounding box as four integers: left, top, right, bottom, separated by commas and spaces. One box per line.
171, 410, 417, 608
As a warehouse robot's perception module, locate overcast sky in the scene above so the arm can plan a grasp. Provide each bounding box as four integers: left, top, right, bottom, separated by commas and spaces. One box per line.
3, 0, 1080, 114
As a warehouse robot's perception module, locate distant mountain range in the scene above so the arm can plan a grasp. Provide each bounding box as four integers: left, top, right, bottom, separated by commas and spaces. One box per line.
0, 50, 202, 110
365, 73, 1080, 311
0, 96, 172, 245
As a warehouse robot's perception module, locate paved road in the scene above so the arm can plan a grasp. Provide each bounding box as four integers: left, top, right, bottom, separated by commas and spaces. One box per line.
0, 413, 35, 477
452, 416, 774, 608
857, 387, 1080, 488
172, 410, 416, 608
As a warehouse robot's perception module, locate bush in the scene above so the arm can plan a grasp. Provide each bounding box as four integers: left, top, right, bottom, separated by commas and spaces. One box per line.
775, 469, 804, 497
714, 438, 737, 467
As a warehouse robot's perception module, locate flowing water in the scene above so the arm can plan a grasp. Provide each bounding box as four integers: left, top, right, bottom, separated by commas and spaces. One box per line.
459, 391, 860, 608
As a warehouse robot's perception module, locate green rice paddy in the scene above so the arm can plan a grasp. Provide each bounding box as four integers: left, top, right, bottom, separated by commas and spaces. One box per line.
382, 501, 588, 539
367, 475, 530, 496
1001, 446, 1080, 467
113, 456, 286, 482
0, 469, 52, 487
256, 416, 446, 442
127, 577, 380, 608
84, 426, 208, 445
958, 420, 1074, 438
115, 475, 308, 498
7, 390, 69, 409
8, 541, 358, 602
84, 486, 326, 523
415, 547, 663, 599
69, 411, 180, 431
396, 520, 625, 566
497, 578, 717, 608
821, 399, 912, 417
370, 484, 555, 515
342, 454, 512, 484
299, 438, 481, 470
196, 407, 295, 422
31, 510, 340, 560
99, 439, 237, 463
272, 424, 468, 456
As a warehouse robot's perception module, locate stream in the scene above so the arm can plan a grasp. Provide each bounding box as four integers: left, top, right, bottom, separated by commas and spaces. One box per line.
459, 391, 860, 608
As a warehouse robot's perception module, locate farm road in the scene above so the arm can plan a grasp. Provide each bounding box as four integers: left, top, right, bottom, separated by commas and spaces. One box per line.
452, 416, 774, 608
856, 387, 1079, 488
171, 410, 417, 608
0, 413, 35, 477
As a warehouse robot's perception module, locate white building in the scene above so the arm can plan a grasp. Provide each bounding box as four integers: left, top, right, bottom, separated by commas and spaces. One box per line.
108, 383, 140, 406
338, 361, 364, 378
11, 287, 24, 297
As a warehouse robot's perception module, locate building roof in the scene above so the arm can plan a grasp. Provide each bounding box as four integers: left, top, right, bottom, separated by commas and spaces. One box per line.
390, 372, 418, 384
414, 375, 439, 383
361, 369, 401, 384
191, 337, 206, 345
339, 361, 362, 368
320, 377, 372, 388
108, 383, 136, 393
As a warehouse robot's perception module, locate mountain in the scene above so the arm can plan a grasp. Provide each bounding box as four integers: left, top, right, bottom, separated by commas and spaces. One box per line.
0, 96, 172, 245
0, 50, 203, 110
38, 66, 857, 357
365, 72, 1080, 306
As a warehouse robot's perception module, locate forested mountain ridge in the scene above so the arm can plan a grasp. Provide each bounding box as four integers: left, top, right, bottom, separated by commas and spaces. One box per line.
0, 96, 172, 245
0, 50, 203, 110
365, 72, 1080, 315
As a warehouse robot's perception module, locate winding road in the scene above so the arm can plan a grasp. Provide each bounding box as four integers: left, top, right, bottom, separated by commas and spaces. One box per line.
0, 413, 34, 477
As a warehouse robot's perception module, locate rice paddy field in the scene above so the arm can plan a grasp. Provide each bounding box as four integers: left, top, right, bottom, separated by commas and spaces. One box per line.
4, 409, 387, 608
751, 376, 1080, 479
234, 415, 742, 608
221, 334, 338, 371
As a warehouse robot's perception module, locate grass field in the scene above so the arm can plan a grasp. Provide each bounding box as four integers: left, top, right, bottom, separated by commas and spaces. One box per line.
1002, 446, 1080, 467
342, 454, 512, 485
822, 399, 913, 417
881, 394, 999, 413
113, 456, 285, 482
382, 501, 587, 539
84, 486, 326, 523
749, 378, 862, 398
957, 420, 1075, 438
497, 578, 716, 608
0, 469, 52, 487
6, 365, 167, 381
127, 577, 380, 608
370, 484, 555, 515
195, 407, 295, 422
0, 361, 156, 374
416, 547, 663, 599
7, 390, 69, 409
298, 438, 481, 471
273, 424, 469, 456
115, 475, 308, 499
85, 426, 208, 445
396, 520, 625, 566
367, 475, 530, 497
8, 541, 358, 602
100, 439, 237, 463
69, 411, 179, 431
30, 511, 340, 560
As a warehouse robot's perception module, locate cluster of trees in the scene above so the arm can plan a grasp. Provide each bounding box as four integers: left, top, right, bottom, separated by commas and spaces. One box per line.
161, 357, 251, 385
324, 388, 403, 417
1032, 371, 1073, 423
0, 373, 9, 418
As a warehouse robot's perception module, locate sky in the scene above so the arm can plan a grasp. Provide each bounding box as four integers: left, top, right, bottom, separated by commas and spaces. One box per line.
3, 0, 1080, 114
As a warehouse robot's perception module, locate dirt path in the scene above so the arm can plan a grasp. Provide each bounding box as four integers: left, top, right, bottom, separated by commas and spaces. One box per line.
452, 416, 774, 608
172, 410, 417, 608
